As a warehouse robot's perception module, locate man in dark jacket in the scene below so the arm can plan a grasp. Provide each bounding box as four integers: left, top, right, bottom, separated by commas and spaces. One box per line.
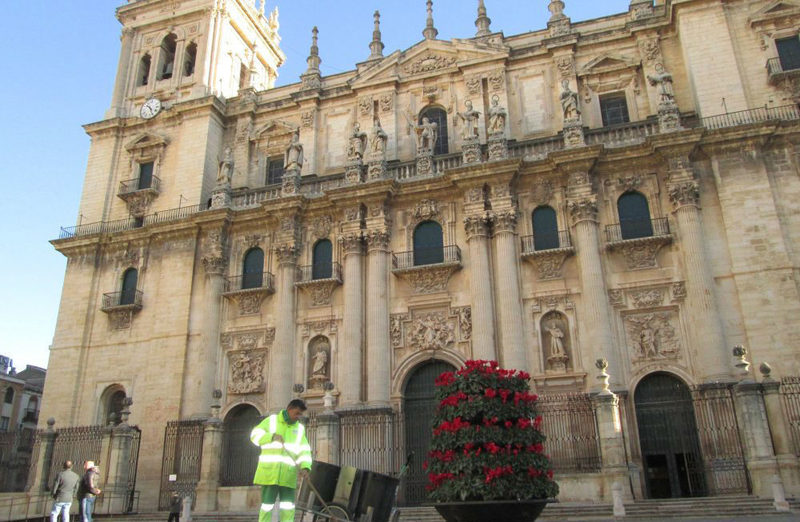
78, 460, 102, 522
50, 460, 80, 522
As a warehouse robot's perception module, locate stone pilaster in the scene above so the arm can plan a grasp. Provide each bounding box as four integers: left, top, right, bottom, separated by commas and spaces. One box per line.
732, 380, 780, 497
268, 244, 298, 411
339, 233, 364, 406
104, 424, 135, 513
313, 412, 340, 465
591, 391, 632, 501
761, 378, 800, 496
464, 215, 497, 361
667, 157, 731, 381
492, 211, 527, 371
107, 27, 135, 119
195, 418, 223, 512
366, 230, 391, 406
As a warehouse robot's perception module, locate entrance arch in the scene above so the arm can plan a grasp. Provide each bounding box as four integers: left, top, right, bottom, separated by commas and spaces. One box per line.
634, 372, 706, 498
403, 360, 456, 505
220, 404, 262, 486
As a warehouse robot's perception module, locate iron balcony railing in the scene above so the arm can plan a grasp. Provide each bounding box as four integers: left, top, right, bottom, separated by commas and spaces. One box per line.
392, 245, 461, 270
58, 203, 205, 239
296, 262, 342, 283
521, 230, 573, 254
223, 272, 274, 293
605, 217, 670, 243
767, 56, 800, 78
22, 410, 39, 424
700, 104, 800, 130
102, 290, 144, 309
118, 175, 161, 196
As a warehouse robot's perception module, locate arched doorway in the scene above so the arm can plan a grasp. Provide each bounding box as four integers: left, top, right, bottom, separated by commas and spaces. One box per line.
635, 372, 706, 498
403, 360, 455, 505
220, 404, 262, 486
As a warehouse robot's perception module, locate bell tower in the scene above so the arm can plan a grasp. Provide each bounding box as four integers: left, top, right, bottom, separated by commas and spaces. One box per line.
106, 0, 285, 119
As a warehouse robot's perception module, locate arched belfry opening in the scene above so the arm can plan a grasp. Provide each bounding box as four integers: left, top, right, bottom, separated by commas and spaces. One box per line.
634, 372, 706, 498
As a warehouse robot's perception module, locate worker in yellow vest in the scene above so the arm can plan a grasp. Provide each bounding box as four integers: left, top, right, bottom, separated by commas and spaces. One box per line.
250, 399, 313, 522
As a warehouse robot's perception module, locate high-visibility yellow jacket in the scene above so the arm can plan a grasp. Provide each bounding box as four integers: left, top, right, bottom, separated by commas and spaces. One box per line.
250, 410, 313, 487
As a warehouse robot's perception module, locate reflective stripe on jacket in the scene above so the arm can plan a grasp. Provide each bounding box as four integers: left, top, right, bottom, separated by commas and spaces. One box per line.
250, 411, 312, 487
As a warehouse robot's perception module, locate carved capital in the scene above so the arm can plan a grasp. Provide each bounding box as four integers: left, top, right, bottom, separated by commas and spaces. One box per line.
567, 196, 598, 224
669, 181, 700, 209
202, 255, 228, 276
493, 211, 518, 234
464, 215, 490, 239
202, 230, 228, 275
275, 244, 299, 265
365, 229, 391, 251
338, 233, 364, 255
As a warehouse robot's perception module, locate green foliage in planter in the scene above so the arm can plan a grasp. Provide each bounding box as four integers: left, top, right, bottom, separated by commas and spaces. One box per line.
425, 360, 559, 502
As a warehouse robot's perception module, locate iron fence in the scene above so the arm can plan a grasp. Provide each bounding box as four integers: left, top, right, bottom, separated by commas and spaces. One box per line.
296, 263, 342, 283
159, 420, 205, 510
392, 245, 461, 270
521, 230, 572, 254
47, 425, 109, 492
700, 104, 800, 130
537, 393, 602, 473
219, 423, 260, 487
339, 409, 403, 476
605, 217, 670, 243
223, 272, 274, 293
0, 428, 36, 492
101, 290, 143, 309
781, 377, 800, 457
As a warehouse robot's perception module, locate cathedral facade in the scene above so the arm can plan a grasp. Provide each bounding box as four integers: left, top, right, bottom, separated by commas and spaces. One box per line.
38, 0, 800, 513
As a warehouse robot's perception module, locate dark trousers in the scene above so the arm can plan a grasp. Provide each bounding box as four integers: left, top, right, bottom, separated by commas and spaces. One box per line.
167, 513, 179, 522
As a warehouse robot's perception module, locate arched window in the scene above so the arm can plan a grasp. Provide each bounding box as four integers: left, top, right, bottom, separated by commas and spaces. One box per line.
120, 268, 138, 305
413, 221, 444, 266
618, 191, 653, 240
183, 42, 197, 77
242, 248, 264, 289
220, 404, 261, 486
312, 240, 333, 280
3, 387, 13, 404
106, 390, 126, 425
157, 34, 177, 80
532, 206, 559, 251
138, 54, 151, 86
419, 107, 448, 155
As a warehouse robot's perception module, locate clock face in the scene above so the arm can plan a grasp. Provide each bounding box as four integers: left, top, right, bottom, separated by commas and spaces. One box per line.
140, 98, 162, 119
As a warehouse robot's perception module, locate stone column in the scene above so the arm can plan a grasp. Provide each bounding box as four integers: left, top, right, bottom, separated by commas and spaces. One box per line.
668, 163, 731, 381
28, 418, 57, 493
733, 380, 780, 497
492, 211, 527, 371
194, 418, 223, 512
464, 215, 497, 361
366, 230, 391, 406
107, 27, 135, 119
567, 187, 621, 387
761, 375, 800, 496
339, 234, 364, 406
268, 245, 298, 412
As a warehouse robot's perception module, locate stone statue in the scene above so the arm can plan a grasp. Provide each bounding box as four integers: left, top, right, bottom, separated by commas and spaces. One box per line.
311, 349, 328, 377
347, 122, 367, 161
488, 95, 507, 135
216, 146, 233, 185
285, 130, 304, 171
639, 325, 658, 358
369, 119, 388, 155
457, 100, 481, 140
560, 79, 581, 120
647, 63, 675, 105
406, 112, 438, 155
546, 321, 566, 357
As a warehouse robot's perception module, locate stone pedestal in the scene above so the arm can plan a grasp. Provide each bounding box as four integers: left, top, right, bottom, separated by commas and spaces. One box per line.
732, 382, 780, 498
416, 153, 435, 177
104, 425, 136, 513
657, 102, 682, 132
762, 379, 800, 496
591, 392, 632, 501
345, 161, 364, 184
563, 119, 585, 149
313, 413, 340, 465
195, 419, 223, 512
367, 159, 388, 181
488, 135, 508, 161
209, 185, 231, 209
461, 136, 482, 165
281, 167, 301, 197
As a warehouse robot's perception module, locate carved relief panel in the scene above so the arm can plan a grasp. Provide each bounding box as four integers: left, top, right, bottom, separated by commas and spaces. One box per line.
391, 306, 471, 370
221, 327, 274, 396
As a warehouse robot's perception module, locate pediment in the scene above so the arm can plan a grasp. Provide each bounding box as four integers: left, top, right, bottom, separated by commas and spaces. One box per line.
125, 132, 168, 152
252, 120, 296, 141
579, 54, 639, 76
749, 0, 800, 25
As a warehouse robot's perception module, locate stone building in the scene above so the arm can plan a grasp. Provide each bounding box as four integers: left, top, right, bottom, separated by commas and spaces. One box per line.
1, 358, 45, 491
36, 0, 800, 514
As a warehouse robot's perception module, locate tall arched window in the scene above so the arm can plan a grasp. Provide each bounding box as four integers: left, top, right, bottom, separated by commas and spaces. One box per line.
618, 191, 653, 240
413, 221, 444, 266
157, 34, 177, 80
532, 206, 559, 251
120, 268, 138, 305
183, 42, 197, 77
3, 387, 13, 404
242, 248, 264, 289
312, 239, 333, 280
138, 54, 151, 86
419, 107, 449, 155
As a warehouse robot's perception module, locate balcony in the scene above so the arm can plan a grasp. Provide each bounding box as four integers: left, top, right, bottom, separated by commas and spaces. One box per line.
605, 218, 672, 270
21, 410, 38, 424
391, 246, 462, 294
117, 176, 162, 217
101, 290, 143, 330
767, 57, 800, 85
295, 263, 342, 307
521, 231, 575, 280
222, 272, 275, 315
118, 175, 161, 196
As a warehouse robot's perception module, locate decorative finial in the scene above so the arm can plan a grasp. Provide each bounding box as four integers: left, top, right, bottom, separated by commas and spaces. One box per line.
595, 358, 611, 395
475, 0, 492, 37
423, 0, 438, 40
548, 0, 566, 20
732, 345, 752, 381
368, 10, 384, 60
301, 26, 322, 90
293, 383, 305, 396
257, 0, 265, 16
759, 361, 773, 381
268, 7, 279, 34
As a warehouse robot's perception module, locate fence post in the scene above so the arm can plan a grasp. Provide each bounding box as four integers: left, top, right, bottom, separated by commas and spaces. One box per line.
762, 376, 800, 497
104, 422, 135, 514
194, 417, 223, 513
27, 418, 57, 494
591, 361, 632, 501
314, 412, 340, 466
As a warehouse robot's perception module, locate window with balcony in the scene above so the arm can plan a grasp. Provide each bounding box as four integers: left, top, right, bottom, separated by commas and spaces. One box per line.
312, 240, 333, 280
419, 107, 449, 155
120, 268, 139, 305
600, 93, 630, 126
266, 157, 284, 185
532, 206, 559, 251
157, 34, 177, 80
183, 42, 197, 77
242, 248, 265, 289
3, 387, 13, 404
138, 53, 151, 86
777, 36, 800, 72
618, 191, 653, 240
413, 221, 444, 266
138, 161, 154, 190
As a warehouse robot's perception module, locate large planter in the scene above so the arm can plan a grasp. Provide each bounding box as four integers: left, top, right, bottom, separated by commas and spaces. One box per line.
434, 499, 553, 522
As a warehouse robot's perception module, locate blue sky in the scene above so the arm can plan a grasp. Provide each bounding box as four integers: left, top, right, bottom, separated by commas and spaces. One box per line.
0, 0, 629, 371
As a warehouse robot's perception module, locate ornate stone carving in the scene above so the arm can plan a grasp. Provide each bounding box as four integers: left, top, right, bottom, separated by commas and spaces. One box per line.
455, 306, 472, 340
338, 233, 364, 255
409, 312, 455, 351
532, 181, 554, 205
488, 70, 505, 91
487, 95, 507, 136
238, 292, 266, 315
344, 206, 362, 223
264, 327, 276, 345
379, 93, 394, 113
310, 216, 333, 240
308, 336, 330, 389
122, 191, 157, 218
301, 111, 314, 128
358, 96, 373, 116
347, 122, 368, 163
365, 229, 391, 250
412, 199, 440, 222
416, 154, 435, 177
567, 197, 598, 224
625, 311, 681, 360
488, 135, 508, 161
563, 119, 585, 149
671, 281, 687, 301
493, 211, 518, 233
228, 349, 266, 394
466, 76, 481, 95
608, 289, 625, 307
202, 230, 227, 275
300, 280, 338, 306
528, 249, 573, 280
618, 174, 643, 192
464, 215, 489, 239
400, 265, 459, 294
492, 184, 510, 199
639, 38, 661, 64
243, 234, 262, 249
669, 180, 700, 208
390, 313, 409, 347
611, 236, 671, 270
630, 288, 664, 308
531, 294, 574, 314
403, 54, 456, 75
275, 244, 299, 265
462, 136, 482, 165
555, 56, 574, 79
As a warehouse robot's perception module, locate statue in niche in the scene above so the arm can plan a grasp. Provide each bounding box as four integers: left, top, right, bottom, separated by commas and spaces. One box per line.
308, 336, 330, 389
285, 130, 304, 171
545, 321, 565, 357
542, 312, 570, 373
370, 119, 388, 156
216, 146, 234, 186
488, 95, 507, 136
457, 100, 481, 140
647, 63, 675, 105
347, 122, 367, 161
560, 79, 581, 120
405, 112, 438, 155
